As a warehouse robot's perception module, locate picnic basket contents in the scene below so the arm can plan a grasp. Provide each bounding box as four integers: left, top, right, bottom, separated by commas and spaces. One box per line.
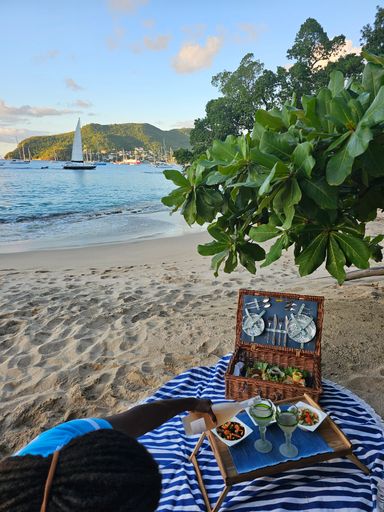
225, 290, 324, 401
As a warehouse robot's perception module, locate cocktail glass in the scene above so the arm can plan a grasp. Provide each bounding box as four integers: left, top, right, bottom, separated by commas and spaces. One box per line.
276, 405, 299, 458
249, 399, 275, 453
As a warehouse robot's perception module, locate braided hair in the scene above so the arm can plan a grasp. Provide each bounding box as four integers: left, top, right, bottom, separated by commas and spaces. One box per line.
0, 429, 161, 512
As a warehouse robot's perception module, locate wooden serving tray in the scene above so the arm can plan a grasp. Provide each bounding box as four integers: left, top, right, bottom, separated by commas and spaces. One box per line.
190, 393, 369, 512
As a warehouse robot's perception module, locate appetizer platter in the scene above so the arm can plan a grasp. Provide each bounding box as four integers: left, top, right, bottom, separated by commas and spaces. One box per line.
295, 400, 327, 431
212, 418, 253, 446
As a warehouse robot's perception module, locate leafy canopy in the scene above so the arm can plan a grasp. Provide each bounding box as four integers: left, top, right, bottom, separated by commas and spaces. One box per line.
162, 54, 384, 283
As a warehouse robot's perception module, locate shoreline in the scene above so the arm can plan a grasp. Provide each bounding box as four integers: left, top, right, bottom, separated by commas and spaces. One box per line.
0, 230, 210, 271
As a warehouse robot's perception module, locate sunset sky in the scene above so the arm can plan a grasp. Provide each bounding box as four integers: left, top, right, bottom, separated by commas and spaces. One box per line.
0, 0, 379, 156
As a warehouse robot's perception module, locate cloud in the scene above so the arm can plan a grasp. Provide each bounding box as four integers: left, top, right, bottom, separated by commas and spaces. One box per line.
0, 99, 78, 122
182, 24, 207, 40
237, 23, 261, 42
65, 78, 83, 91
72, 99, 93, 108
34, 49, 60, 63
0, 127, 49, 143
106, 26, 125, 50
172, 36, 223, 74
173, 120, 195, 129
143, 35, 171, 51
107, 0, 148, 13
314, 39, 361, 69
143, 18, 155, 28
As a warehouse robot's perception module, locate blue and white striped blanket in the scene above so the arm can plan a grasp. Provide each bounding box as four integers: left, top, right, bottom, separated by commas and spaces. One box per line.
139, 355, 384, 512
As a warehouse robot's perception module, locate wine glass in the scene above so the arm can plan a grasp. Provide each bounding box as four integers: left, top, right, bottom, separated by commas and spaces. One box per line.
276, 405, 299, 458
249, 399, 275, 453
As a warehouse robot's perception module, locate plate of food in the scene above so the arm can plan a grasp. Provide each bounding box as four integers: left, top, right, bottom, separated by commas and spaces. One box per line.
295, 401, 327, 432
212, 417, 253, 446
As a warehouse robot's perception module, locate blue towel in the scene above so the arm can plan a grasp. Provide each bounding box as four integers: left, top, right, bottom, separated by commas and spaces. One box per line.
139, 355, 384, 511
228, 411, 333, 474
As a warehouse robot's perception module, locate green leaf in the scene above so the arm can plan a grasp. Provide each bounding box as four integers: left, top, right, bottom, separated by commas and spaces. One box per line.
330, 97, 356, 129
258, 164, 276, 196
316, 87, 333, 131
198, 241, 228, 256
238, 134, 249, 160
295, 233, 328, 276
300, 177, 338, 210
326, 235, 346, 284
161, 188, 188, 209
325, 131, 352, 154
224, 250, 238, 273
261, 234, 289, 267
249, 224, 281, 242
362, 62, 384, 98
249, 147, 279, 169
211, 139, 238, 163
362, 51, 384, 67
326, 145, 354, 185
255, 110, 285, 130
211, 249, 230, 277
259, 131, 296, 160
291, 142, 315, 177
240, 242, 265, 261
346, 124, 373, 158
301, 95, 322, 130
273, 178, 302, 229
359, 85, 384, 127
205, 172, 228, 185
328, 70, 345, 97
333, 232, 370, 269
362, 142, 384, 178
207, 223, 231, 243
181, 191, 197, 225
163, 169, 190, 187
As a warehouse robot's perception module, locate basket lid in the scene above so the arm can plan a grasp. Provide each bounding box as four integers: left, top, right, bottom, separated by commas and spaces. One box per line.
235, 289, 324, 355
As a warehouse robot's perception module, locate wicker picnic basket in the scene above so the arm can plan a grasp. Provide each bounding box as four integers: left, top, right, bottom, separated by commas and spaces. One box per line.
225, 289, 324, 402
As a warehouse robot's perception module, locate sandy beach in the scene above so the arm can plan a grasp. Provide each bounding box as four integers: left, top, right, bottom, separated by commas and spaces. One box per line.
0, 226, 383, 458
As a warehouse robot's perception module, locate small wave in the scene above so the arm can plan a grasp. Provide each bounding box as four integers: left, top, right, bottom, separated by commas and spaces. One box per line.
0, 203, 167, 225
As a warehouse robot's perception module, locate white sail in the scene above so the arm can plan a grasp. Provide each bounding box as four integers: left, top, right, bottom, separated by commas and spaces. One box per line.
71, 118, 83, 162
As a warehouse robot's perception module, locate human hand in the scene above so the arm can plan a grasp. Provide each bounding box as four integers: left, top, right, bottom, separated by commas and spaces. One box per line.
190, 399, 217, 424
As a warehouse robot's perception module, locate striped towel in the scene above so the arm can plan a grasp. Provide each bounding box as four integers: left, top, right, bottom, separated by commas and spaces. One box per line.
139, 354, 384, 511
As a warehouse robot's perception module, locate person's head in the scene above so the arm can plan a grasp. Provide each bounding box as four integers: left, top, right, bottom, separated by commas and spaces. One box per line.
0, 429, 162, 512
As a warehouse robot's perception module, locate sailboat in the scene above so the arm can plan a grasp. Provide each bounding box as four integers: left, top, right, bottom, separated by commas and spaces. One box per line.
63, 119, 96, 170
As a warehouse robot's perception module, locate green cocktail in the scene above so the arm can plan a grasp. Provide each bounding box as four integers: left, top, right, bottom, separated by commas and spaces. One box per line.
276, 405, 299, 458
249, 400, 274, 453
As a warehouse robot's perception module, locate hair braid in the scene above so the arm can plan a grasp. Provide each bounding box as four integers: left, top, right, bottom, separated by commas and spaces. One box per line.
0, 429, 161, 512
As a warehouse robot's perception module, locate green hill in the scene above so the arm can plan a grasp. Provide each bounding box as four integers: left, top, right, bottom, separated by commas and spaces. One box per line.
5, 123, 191, 160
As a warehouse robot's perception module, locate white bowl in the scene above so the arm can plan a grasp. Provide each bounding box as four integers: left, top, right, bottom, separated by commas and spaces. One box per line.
295, 401, 327, 432
212, 417, 253, 446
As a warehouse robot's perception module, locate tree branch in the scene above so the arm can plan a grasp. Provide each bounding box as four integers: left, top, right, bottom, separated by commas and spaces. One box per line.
344, 266, 384, 281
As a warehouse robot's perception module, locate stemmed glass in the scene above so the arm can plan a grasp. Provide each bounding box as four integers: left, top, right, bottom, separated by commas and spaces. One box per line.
249, 399, 275, 453
276, 405, 299, 458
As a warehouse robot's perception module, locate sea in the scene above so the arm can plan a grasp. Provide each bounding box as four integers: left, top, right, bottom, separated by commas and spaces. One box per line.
0, 161, 198, 253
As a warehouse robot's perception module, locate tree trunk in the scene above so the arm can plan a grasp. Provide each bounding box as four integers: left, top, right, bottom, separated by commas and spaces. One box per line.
345, 266, 384, 281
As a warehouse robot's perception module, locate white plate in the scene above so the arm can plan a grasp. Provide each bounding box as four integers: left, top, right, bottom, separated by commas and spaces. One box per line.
295, 401, 327, 432
212, 417, 253, 446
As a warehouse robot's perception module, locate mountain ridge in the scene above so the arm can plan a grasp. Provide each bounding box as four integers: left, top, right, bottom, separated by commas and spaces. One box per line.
5, 122, 191, 160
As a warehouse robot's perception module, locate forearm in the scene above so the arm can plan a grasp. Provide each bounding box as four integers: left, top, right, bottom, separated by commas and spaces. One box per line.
104, 397, 198, 437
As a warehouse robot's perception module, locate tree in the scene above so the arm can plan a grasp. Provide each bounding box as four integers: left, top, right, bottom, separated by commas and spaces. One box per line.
173, 148, 193, 166
361, 5, 384, 54
162, 54, 384, 284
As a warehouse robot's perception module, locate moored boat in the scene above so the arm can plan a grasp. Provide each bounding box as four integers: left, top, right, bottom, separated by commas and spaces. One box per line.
63, 119, 96, 170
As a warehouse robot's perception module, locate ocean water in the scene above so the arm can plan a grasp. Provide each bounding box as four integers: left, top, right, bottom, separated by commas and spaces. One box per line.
0, 161, 195, 252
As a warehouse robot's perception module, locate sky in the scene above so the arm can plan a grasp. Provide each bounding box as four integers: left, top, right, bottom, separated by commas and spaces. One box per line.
0, 0, 381, 156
